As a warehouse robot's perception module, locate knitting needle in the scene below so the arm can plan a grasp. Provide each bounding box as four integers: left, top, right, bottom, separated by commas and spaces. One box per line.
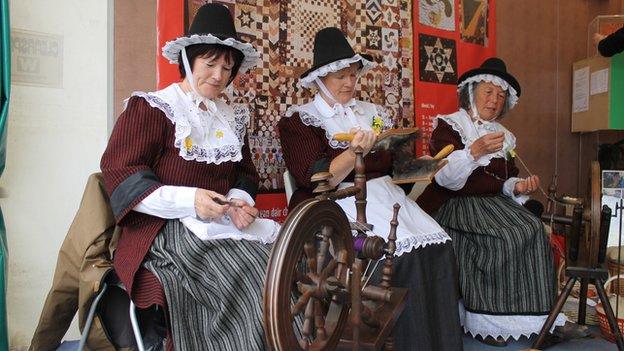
212, 197, 258, 219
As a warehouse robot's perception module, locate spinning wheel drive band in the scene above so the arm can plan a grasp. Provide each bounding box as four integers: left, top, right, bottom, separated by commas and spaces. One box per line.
264, 198, 355, 351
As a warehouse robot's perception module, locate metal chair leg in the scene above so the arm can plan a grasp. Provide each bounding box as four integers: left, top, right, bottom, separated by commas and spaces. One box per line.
78, 283, 109, 351
130, 300, 146, 351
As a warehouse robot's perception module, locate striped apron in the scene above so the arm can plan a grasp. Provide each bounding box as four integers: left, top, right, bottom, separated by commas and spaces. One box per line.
435, 195, 557, 314
144, 219, 270, 351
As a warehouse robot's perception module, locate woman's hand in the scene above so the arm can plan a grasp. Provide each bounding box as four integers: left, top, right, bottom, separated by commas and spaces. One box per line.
348, 128, 376, 156
514, 175, 540, 195
227, 199, 259, 230
593, 33, 607, 46
194, 189, 230, 220
470, 131, 505, 159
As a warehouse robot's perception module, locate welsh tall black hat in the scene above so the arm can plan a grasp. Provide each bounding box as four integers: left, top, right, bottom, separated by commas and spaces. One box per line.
162, 3, 259, 72
300, 27, 375, 88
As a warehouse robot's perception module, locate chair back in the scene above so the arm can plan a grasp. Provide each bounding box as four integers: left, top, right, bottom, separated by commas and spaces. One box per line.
283, 170, 297, 204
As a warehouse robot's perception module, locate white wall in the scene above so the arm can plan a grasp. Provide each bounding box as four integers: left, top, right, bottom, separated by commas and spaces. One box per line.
0, 0, 112, 348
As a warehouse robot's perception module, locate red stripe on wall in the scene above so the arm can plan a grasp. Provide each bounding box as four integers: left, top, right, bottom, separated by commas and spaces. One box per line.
412, 0, 497, 156
157, 0, 185, 89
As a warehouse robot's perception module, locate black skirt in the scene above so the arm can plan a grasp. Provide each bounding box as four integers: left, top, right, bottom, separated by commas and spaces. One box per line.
370, 241, 463, 351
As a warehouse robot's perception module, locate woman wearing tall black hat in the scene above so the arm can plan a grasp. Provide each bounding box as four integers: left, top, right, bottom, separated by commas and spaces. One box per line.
278, 27, 463, 351
417, 57, 565, 346
100, 4, 279, 350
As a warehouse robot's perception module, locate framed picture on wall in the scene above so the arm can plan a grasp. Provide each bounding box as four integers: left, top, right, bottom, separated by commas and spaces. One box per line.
602, 170, 624, 197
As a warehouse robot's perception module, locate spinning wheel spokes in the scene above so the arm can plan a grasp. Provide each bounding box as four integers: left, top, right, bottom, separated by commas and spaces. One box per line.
264, 199, 354, 351
293, 233, 350, 346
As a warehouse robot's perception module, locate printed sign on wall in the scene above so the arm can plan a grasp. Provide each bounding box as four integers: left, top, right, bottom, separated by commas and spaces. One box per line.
11, 30, 63, 88
413, 0, 496, 155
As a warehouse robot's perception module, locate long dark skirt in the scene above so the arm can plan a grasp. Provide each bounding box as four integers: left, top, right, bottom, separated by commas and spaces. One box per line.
435, 195, 557, 315
369, 241, 463, 351
144, 219, 270, 351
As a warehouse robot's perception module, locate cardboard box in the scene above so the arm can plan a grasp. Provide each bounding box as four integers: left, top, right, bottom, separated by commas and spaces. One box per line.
571, 52, 624, 132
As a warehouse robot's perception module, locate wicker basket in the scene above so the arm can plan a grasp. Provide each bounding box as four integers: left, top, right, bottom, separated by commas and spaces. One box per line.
596, 275, 624, 343
607, 262, 624, 295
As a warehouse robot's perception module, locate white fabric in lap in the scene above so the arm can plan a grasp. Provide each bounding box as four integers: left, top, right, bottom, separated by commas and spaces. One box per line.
335, 176, 450, 255
135, 185, 279, 244
180, 216, 279, 244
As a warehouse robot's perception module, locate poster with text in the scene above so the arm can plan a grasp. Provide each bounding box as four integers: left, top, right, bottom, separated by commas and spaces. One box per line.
413, 0, 496, 155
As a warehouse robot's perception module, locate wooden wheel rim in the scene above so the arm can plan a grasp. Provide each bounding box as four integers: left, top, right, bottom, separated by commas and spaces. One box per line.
590, 161, 602, 266
264, 199, 354, 351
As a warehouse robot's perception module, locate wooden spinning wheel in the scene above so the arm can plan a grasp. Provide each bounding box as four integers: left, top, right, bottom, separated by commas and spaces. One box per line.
543, 161, 604, 265
264, 199, 355, 351
264, 148, 407, 351
534, 161, 624, 350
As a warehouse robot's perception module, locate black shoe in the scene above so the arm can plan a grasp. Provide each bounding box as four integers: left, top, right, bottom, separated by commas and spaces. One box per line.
474, 334, 508, 347
539, 332, 565, 349
552, 322, 591, 340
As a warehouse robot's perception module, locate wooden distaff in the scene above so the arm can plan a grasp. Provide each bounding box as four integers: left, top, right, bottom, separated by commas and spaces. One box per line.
332, 128, 421, 153
432, 144, 454, 160
332, 127, 420, 143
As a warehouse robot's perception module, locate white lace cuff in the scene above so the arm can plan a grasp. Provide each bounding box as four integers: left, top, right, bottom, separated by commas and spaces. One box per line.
502, 177, 529, 205
226, 188, 255, 207
435, 149, 490, 191
134, 186, 197, 219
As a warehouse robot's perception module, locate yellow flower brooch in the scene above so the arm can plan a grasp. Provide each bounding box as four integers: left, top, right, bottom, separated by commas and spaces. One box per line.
371, 116, 384, 135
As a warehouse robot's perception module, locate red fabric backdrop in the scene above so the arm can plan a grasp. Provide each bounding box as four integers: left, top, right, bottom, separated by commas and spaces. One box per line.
413, 0, 496, 155
156, 0, 184, 89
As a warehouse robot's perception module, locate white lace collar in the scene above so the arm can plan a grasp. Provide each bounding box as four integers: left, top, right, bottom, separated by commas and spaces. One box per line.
435, 109, 516, 160
285, 95, 392, 149
126, 84, 248, 165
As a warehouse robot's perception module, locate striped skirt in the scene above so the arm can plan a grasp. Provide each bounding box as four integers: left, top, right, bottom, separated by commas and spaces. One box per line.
144, 219, 270, 351
435, 195, 556, 314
